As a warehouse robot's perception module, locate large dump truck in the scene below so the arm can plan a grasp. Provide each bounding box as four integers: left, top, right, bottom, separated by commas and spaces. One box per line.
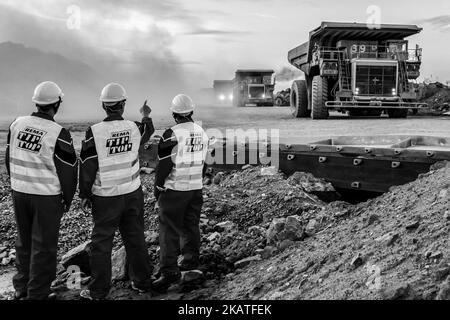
288, 22, 426, 119
233, 69, 275, 107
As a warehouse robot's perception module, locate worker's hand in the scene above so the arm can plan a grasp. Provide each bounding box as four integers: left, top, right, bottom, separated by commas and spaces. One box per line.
140, 100, 152, 118
154, 186, 166, 200
63, 203, 70, 213
81, 198, 92, 214
61, 199, 70, 213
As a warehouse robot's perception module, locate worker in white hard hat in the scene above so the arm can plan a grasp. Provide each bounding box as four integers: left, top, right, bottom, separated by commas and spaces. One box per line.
5, 81, 78, 300
152, 94, 209, 292
78, 83, 155, 300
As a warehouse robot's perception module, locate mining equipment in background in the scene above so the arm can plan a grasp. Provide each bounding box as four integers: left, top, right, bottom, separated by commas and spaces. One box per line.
288, 21, 427, 119
233, 69, 275, 107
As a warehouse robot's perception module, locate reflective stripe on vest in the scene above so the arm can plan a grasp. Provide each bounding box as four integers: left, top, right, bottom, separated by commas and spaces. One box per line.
9, 116, 62, 195
164, 122, 208, 191
91, 120, 141, 197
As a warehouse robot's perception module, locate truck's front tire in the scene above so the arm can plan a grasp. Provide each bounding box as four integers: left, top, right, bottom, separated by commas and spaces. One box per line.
311, 76, 329, 119
291, 80, 309, 118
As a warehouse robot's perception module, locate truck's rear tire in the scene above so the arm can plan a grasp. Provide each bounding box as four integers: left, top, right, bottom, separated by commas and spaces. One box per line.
290, 80, 309, 118
311, 76, 329, 119
387, 109, 408, 118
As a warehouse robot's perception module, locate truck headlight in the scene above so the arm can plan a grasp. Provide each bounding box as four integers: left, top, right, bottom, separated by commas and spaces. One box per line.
262, 94, 266, 99
229, 94, 233, 101
219, 94, 225, 101
392, 88, 397, 95
355, 87, 360, 95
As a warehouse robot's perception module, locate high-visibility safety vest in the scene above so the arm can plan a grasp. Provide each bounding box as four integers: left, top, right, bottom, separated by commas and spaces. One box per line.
91, 120, 141, 197
9, 116, 63, 195
164, 122, 209, 191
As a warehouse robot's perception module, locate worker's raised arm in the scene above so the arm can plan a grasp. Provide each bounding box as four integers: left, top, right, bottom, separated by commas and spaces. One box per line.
135, 100, 155, 145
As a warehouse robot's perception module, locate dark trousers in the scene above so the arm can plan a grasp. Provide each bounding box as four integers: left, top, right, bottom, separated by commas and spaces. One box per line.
89, 187, 152, 299
158, 189, 203, 274
12, 191, 64, 300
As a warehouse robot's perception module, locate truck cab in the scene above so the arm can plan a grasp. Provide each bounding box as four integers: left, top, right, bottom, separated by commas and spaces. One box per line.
233, 69, 275, 107
288, 22, 426, 119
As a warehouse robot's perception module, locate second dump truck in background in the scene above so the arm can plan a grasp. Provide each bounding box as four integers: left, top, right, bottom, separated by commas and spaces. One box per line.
288, 22, 426, 119
213, 80, 234, 105
233, 69, 275, 107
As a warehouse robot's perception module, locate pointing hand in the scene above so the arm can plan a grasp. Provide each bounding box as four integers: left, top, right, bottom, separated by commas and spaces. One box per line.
140, 100, 151, 117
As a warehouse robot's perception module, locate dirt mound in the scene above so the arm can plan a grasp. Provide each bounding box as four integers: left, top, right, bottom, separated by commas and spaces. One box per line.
209, 162, 450, 300
419, 82, 450, 114
202, 168, 333, 230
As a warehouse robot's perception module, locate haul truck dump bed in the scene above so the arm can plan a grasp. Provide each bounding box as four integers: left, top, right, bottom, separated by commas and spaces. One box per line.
288, 22, 426, 119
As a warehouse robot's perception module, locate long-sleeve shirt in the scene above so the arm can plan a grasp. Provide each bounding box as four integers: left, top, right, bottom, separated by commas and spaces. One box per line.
5, 112, 78, 206
79, 114, 155, 199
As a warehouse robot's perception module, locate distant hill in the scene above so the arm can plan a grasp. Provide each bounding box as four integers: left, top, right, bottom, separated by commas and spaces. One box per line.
0, 42, 104, 120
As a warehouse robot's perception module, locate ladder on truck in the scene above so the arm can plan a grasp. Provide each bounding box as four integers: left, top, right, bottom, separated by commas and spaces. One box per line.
338, 50, 352, 92
398, 60, 411, 94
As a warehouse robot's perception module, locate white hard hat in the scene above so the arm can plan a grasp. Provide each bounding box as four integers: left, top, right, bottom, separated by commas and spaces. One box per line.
32, 81, 64, 105
171, 94, 195, 114
100, 83, 127, 103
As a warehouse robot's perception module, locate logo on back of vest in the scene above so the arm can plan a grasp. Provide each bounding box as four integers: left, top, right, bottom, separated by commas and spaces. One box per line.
107, 130, 133, 156
185, 132, 204, 153
16, 127, 47, 153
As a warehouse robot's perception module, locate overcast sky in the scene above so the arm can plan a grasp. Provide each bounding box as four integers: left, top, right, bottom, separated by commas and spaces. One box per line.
1, 0, 450, 92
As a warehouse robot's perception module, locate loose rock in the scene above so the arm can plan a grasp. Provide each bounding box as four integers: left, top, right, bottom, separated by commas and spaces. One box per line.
234, 255, 261, 269
60, 241, 92, 275
111, 246, 128, 281
181, 270, 205, 284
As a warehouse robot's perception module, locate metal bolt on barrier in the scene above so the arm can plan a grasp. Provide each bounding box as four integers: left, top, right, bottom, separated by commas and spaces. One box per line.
351, 182, 361, 189
391, 161, 401, 168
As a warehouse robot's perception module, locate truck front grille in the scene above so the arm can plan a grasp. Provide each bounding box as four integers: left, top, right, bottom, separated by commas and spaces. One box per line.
355, 65, 397, 96
248, 86, 265, 99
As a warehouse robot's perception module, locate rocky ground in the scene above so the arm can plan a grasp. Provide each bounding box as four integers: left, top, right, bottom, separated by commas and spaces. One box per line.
418, 82, 450, 115
210, 162, 450, 300
0, 162, 448, 300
